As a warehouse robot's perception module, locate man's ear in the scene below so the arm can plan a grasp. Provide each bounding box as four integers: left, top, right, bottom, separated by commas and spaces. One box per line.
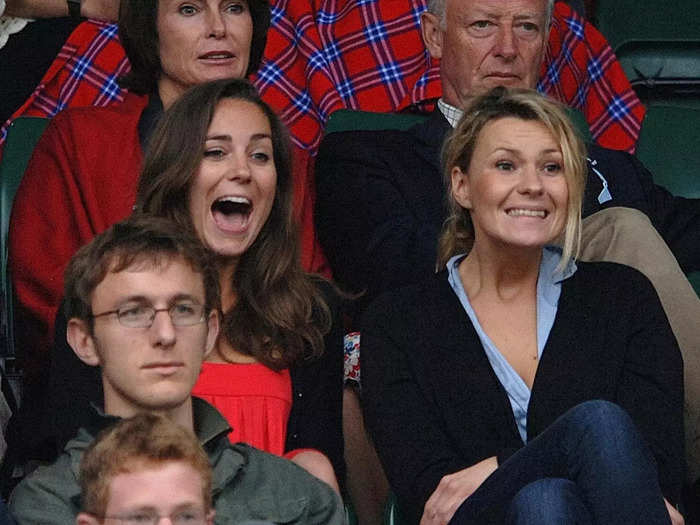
203, 309, 220, 360
75, 512, 100, 525
67, 318, 101, 367
420, 11, 444, 59
451, 166, 472, 209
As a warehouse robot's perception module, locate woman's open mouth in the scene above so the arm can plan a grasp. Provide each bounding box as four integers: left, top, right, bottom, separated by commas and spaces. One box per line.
211, 196, 252, 233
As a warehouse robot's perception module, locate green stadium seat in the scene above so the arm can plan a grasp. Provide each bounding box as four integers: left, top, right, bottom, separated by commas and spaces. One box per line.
0, 117, 50, 358
593, 1, 700, 99
324, 109, 428, 135
324, 107, 592, 142
636, 102, 700, 295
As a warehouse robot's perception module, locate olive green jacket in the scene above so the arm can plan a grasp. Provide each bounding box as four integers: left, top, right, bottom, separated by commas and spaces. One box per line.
9, 398, 344, 525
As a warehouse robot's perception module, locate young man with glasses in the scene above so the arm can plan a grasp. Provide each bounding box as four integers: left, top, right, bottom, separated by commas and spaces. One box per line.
76, 412, 215, 525
9, 215, 343, 525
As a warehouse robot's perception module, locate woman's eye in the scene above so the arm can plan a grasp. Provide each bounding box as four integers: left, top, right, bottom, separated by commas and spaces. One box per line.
251, 151, 270, 162
225, 2, 246, 14
203, 148, 225, 159
544, 162, 562, 173
496, 161, 514, 171
178, 4, 197, 15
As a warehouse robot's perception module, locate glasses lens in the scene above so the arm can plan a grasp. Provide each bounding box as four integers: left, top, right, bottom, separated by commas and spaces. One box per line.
169, 303, 205, 326
117, 305, 153, 328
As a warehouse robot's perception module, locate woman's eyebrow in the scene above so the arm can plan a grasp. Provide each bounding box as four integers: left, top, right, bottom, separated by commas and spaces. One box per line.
205, 134, 232, 142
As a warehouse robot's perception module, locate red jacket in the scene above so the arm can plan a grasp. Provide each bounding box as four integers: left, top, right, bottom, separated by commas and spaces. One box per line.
9, 92, 148, 377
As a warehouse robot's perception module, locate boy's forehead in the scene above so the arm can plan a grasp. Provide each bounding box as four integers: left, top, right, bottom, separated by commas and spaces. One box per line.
93, 256, 206, 305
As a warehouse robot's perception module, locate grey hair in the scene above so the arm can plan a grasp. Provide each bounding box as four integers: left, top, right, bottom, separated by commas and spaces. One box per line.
426, 0, 555, 30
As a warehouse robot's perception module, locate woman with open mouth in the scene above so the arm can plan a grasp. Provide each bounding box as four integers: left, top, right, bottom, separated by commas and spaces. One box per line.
360, 87, 684, 525
136, 77, 344, 493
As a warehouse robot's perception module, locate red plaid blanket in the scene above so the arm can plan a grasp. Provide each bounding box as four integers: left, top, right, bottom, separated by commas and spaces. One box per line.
1, 1, 644, 274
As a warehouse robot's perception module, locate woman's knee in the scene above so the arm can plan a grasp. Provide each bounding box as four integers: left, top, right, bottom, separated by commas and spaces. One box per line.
561, 401, 654, 470
564, 400, 635, 440
507, 478, 591, 524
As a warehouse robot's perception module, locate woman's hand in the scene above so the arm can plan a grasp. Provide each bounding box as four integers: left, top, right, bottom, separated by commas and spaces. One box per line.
420, 456, 498, 525
664, 498, 684, 525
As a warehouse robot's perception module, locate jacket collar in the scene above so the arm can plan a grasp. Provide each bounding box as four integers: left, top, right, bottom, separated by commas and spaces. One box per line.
138, 92, 164, 151
408, 109, 452, 173
65, 398, 241, 506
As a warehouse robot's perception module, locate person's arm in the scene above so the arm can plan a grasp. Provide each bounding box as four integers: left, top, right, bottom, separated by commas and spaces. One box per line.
9, 111, 101, 370
4, 0, 118, 20
361, 291, 492, 524
633, 155, 700, 274
315, 131, 442, 315
612, 265, 685, 503
8, 457, 81, 525
588, 145, 700, 273
286, 279, 345, 483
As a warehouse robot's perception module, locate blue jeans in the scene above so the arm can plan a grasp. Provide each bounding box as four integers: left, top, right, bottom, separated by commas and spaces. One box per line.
449, 400, 670, 525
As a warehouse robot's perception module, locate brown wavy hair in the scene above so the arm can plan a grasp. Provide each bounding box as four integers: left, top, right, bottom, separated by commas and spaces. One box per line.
437, 87, 587, 271
136, 78, 331, 370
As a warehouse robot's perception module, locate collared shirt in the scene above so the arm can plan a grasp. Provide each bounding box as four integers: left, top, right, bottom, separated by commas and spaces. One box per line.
447, 247, 577, 443
437, 98, 463, 128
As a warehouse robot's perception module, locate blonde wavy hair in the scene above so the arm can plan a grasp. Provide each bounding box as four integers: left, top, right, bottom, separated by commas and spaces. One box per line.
437, 87, 587, 271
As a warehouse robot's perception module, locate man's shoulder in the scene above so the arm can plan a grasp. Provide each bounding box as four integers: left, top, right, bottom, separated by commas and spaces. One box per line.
213, 443, 343, 525
45, 92, 148, 137
9, 444, 84, 524
318, 127, 424, 158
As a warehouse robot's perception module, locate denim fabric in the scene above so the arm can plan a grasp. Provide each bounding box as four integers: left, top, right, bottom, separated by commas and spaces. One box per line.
506, 478, 593, 525
450, 400, 670, 525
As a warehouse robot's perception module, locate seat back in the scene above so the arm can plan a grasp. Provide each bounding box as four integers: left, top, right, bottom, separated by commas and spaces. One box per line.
324, 109, 428, 135
636, 103, 700, 294
324, 107, 592, 141
593, 1, 700, 97
0, 117, 50, 358
636, 104, 700, 198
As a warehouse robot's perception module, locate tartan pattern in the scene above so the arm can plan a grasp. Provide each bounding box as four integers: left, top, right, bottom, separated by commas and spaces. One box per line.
0, 2, 646, 274
1, 2, 643, 153
1, 20, 129, 142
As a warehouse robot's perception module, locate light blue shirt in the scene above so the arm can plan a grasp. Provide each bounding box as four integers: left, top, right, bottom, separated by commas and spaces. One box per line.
447, 247, 577, 443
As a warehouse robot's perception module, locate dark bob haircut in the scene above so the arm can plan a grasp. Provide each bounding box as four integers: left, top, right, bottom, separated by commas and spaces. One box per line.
118, 0, 271, 95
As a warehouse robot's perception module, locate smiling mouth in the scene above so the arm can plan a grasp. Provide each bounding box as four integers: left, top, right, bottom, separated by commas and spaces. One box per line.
507, 208, 547, 218
211, 196, 252, 233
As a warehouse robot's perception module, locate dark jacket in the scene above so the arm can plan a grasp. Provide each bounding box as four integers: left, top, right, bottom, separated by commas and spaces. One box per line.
361, 261, 684, 524
315, 110, 700, 319
9, 398, 344, 525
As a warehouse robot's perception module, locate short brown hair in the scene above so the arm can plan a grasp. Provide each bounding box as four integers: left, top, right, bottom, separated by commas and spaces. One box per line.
118, 0, 271, 94
79, 412, 212, 518
64, 214, 220, 322
438, 87, 587, 270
